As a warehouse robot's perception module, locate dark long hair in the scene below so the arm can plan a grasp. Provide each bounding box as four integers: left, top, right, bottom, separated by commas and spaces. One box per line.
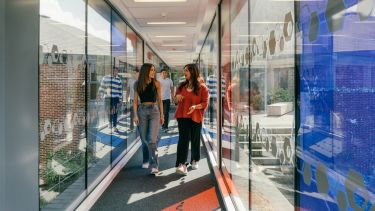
178, 63, 200, 95
136, 63, 156, 94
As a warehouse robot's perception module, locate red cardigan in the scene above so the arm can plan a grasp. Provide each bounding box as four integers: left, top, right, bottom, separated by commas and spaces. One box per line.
174, 84, 209, 123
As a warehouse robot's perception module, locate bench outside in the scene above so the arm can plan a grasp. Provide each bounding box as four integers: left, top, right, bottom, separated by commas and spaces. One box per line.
266, 102, 293, 116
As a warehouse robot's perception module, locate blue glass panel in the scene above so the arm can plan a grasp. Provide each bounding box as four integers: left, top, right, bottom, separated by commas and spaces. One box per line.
297, 0, 375, 210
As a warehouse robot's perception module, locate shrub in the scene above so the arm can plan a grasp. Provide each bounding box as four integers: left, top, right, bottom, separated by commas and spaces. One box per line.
268, 88, 293, 104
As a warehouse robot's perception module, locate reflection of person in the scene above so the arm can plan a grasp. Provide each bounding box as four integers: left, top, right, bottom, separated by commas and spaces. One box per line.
207, 74, 225, 124
227, 74, 240, 123
133, 63, 164, 175
174, 64, 209, 175
159, 69, 174, 131
226, 74, 240, 163
126, 70, 139, 131
98, 66, 123, 132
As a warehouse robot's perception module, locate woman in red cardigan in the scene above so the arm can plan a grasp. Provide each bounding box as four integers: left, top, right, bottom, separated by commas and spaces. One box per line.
174, 63, 209, 175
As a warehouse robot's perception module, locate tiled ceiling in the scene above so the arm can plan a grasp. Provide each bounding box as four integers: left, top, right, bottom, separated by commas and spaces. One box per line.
109, 0, 219, 70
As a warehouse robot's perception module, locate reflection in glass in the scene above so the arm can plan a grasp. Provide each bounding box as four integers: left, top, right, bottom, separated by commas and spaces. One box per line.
39, 0, 86, 209
125, 26, 142, 146
221, 0, 251, 209
110, 12, 127, 165
87, 0, 111, 190
249, 0, 295, 210
201, 14, 219, 159
297, 0, 375, 210
144, 45, 154, 65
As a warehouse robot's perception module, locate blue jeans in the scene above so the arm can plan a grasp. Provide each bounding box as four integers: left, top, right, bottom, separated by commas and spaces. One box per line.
137, 104, 161, 168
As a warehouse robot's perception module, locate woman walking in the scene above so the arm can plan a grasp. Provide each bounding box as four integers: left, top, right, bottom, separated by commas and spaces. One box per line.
134, 63, 164, 174
174, 63, 209, 175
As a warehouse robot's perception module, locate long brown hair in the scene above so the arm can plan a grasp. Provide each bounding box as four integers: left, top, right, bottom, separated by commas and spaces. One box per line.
178, 63, 200, 95
135, 63, 157, 94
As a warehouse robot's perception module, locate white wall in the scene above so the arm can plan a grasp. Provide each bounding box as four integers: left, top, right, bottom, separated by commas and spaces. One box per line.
4, 0, 39, 210
0, 0, 5, 209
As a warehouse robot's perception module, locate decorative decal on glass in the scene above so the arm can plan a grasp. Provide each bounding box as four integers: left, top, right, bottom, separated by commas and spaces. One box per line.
325, 0, 345, 32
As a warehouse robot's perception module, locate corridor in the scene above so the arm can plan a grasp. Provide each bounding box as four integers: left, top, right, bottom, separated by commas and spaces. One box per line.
91, 118, 221, 211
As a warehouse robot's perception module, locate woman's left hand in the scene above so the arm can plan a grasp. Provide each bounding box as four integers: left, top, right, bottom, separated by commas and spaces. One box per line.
187, 105, 196, 115
160, 116, 165, 125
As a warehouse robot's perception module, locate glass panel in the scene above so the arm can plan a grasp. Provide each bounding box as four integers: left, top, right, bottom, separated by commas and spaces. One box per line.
249, 0, 295, 209
144, 44, 154, 64
145, 44, 165, 78
87, 0, 112, 189
201, 14, 219, 160
39, 0, 86, 209
110, 12, 127, 165
296, 0, 375, 210
125, 26, 142, 146
220, 0, 250, 209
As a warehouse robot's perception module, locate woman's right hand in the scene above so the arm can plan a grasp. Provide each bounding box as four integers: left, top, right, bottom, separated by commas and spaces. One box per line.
134, 116, 139, 125
175, 94, 184, 103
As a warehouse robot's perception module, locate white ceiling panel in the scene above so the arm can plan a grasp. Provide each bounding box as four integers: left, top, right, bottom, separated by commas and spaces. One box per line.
127, 6, 198, 19
122, 0, 195, 8
109, 0, 219, 69
136, 18, 197, 27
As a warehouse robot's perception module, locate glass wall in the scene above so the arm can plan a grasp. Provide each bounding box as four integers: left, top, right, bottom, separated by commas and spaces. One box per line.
39, 0, 147, 209
144, 44, 166, 74
39, 0, 86, 209
249, 0, 295, 210
87, 0, 112, 189
144, 44, 153, 64
111, 12, 127, 165
221, 0, 251, 209
202, 0, 295, 209
296, 0, 375, 210
200, 14, 219, 159
201, 0, 375, 210
125, 26, 142, 147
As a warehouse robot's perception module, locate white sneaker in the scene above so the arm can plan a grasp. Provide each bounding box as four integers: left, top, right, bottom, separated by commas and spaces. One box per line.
142, 163, 149, 169
176, 164, 187, 175
151, 168, 159, 174
191, 161, 199, 170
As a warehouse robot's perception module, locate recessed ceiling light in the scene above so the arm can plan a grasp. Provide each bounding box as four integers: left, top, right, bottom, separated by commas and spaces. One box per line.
135, 0, 186, 2
156, 35, 186, 38
239, 34, 266, 37
161, 44, 187, 46
166, 50, 186, 52
147, 22, 186, 25
249, 21, 286, 24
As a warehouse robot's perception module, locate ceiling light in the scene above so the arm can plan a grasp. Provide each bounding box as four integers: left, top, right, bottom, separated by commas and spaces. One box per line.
239, 34, 266, 37
147, 22, 186, 25
249, 21, 286, 24
135, 0, 186, 2
166, 50, 186, 52
156, 35, 186, 38
161, 44, 187, 46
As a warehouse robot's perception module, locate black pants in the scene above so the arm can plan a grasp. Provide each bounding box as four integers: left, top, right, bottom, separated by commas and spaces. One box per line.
106, 97, 119, 127
162, 99, 170, 129
209, 98, 215, 123
175, 118, 202, 167
129, 99, 134, 130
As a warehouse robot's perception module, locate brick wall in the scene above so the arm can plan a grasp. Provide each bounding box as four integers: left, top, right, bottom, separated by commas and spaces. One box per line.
39, 63, 85, 179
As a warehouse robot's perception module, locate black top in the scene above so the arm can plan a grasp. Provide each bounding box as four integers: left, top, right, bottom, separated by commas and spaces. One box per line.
139, 81, 157, 103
